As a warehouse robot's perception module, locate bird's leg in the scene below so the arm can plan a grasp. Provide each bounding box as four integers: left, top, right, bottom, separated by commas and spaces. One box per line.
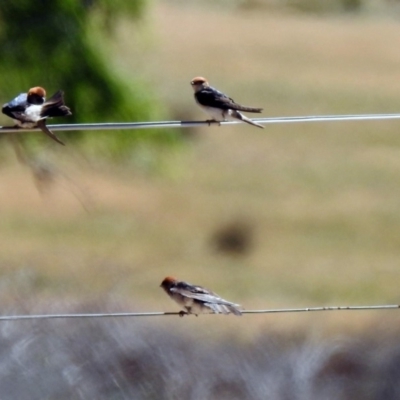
179, 310, 188, 317
205, 119, 218, 126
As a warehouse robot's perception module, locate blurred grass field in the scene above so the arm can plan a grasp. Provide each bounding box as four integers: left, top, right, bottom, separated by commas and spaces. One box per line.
1, 1, 400, 334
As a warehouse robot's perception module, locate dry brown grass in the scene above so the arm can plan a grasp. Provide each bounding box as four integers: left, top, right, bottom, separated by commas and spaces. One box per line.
2, 2, 400, 335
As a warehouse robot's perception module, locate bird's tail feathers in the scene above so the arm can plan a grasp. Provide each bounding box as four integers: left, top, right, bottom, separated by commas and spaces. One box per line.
36, 120, 65, 145
227, 305, 243, 316
207, 303, 242, 316
231, 110, 264, 129
40, 90, 72, 118
234, 105, 262, 113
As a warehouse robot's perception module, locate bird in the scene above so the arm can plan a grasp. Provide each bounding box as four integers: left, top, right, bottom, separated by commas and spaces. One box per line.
2, 86, 72, 145
160, 276, 242, 316
190, 76, 264, 129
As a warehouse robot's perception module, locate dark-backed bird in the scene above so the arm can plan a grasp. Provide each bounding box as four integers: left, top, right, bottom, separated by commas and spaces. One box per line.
190, 76, 263, 128
160, 276, 242, 316
2, 86, 72, 145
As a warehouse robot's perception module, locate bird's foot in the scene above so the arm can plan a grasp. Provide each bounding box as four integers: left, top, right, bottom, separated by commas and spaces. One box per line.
179, 310, 188, 317
205, 119, 218, 127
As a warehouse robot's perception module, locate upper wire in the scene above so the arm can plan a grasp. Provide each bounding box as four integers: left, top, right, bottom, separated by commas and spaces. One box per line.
1, 113, 400, 133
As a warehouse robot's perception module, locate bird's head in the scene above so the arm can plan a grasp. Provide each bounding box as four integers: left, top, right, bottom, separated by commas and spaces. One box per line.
190, 77, 209, 92
27, 86, 46, 105
160, 276, 177, 291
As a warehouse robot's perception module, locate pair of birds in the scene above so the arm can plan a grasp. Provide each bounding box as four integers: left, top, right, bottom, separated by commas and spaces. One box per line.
164, 78, 254, 316
1, 77, 263, 145
160, 79, 260, 316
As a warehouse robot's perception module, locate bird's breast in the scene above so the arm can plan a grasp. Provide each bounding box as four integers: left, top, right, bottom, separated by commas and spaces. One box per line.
196, 104, 226, 121
23, 105, 43, 123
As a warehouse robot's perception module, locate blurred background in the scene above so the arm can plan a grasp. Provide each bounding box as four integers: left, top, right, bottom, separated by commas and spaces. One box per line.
1, 0, 400, 398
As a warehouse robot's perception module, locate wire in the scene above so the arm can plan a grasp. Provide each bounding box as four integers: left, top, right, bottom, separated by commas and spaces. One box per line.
1, 113, 400, 133
0, 304, 398, 321
243, 304, 400, 314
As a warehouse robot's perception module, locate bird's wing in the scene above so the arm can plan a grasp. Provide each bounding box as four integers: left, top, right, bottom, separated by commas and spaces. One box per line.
40, 90, 72, 118
170, 283, 240, 306
6, 93, 29, 109
45, 90, 64, 105
2, 93, 28, 119
195, 87, 240, 110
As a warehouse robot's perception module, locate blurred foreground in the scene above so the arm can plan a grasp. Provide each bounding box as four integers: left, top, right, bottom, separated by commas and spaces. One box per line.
2, 301, 400, 399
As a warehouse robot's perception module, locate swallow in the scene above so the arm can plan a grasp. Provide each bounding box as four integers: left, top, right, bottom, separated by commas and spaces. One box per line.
160, 276, 242, 316
2, 86, 72, 145
190, 77, 264, 129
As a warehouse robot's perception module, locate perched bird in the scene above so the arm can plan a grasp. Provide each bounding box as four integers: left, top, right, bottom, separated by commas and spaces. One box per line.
190, 76, 264, 129
2, 87, 72, 145
160, 276, 242, 316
